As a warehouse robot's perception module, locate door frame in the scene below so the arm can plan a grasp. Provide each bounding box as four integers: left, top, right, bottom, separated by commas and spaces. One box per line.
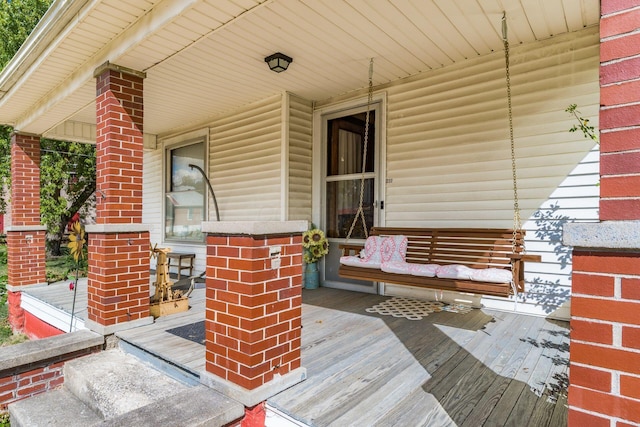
312, 93, 387, 290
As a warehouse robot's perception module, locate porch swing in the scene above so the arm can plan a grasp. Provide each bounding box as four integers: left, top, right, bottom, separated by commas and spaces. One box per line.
338, 13, 541, 298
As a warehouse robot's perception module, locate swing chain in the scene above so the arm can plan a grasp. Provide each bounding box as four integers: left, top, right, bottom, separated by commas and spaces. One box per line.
503, 12, 523, 255
345, 59, 374, 242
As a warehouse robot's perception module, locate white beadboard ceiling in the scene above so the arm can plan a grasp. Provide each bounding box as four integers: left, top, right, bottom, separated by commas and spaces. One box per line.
0, 0, 599, 138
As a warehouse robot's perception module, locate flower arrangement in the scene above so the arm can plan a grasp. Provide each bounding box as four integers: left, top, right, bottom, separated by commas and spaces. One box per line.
302, 228, 329, 264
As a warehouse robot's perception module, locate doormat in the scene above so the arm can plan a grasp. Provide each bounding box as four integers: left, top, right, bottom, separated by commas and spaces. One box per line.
166, 320, 205, 345
365, 297, 472, 320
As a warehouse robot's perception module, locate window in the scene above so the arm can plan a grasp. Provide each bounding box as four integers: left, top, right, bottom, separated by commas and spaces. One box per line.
165, 140, 206, 242
325, 112, 375, 239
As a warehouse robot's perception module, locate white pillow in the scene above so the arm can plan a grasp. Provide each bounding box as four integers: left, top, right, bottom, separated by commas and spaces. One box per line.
436, 264, 474, 280
409, 263, 440, 278
381, 261, 411, 274
470, 268, 513, 284
380, 235, 408, 263
340, 255, 381, 269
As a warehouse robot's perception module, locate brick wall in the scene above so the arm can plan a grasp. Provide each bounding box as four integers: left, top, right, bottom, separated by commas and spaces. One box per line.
569, 252, 640, 425
87, 232, 150, 326
205, 233, 303, 392
0, 331, 103, 410
599, 1, 640, 221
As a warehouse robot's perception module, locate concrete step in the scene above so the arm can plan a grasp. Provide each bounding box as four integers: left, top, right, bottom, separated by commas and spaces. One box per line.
9, 349, 245, 427
9, 388, 103, 427
101, 385, 245, 426
63, 348, 190, 419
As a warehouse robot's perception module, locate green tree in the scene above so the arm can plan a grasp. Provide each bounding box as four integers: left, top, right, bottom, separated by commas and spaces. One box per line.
40, 140, 96, 256
1, 0, 97, 256
0, 0, 52, 70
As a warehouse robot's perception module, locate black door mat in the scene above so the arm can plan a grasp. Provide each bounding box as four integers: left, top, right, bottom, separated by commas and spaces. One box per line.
166, 320, 205, 345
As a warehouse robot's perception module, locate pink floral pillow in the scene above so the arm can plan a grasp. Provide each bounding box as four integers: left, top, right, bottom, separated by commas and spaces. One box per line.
380, 235, 408, 263
362, 236, 385, 263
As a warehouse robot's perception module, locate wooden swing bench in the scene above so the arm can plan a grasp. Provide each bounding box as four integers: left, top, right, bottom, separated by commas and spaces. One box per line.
339, 227, 541, 298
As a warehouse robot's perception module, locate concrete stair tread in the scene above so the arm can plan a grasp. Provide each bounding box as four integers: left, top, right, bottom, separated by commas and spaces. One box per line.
9, 388, 103, 427
64, 348, 190, 419
101, 385, 245, 426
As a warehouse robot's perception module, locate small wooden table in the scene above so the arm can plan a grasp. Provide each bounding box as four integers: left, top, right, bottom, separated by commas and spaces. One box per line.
166, 252, 195, 280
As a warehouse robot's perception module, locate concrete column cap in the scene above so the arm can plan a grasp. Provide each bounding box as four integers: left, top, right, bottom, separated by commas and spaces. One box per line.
202, 220, 309, 236
5, 226, 47, 232
563, 220, 640, 251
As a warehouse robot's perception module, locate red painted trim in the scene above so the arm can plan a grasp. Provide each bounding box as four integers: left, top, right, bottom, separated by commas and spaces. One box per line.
23, 310, 65, 339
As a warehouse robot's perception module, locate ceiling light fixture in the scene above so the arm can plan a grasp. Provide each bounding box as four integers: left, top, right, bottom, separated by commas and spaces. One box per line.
264, 52, 293, 73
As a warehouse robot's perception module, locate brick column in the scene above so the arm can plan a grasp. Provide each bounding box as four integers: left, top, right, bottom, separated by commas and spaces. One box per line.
563, 2, 640, 425
84, 62, 152, 335
599, 2, 640, 221
200, 221, 307, 409
6, 132, 46, 332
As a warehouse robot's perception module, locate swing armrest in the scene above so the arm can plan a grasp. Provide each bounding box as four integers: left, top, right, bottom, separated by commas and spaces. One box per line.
339, 243, 364, 257
507, 253, 542, 262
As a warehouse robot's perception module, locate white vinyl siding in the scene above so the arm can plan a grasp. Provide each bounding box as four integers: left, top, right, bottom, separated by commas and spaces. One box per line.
287, 94, 313, 221
143, 148, 163, 246
208, 95, 283, 221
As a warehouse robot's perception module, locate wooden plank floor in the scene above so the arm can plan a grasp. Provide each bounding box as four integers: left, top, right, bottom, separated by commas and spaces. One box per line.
25, 283, 569, 426
116, 289, 207, 376
268, 287, 569, 427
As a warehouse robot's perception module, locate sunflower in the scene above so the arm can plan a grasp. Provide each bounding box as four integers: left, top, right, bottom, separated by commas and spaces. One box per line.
302, 228, 329, 263
68, 221, 86, 262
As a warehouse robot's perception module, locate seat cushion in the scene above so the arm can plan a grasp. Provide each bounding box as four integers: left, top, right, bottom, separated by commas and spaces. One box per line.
381, 261, 412, 274
470, 268, 513, 284
340, 255, 381, 269
436, 264, 474, 280
409, 263, 440, 278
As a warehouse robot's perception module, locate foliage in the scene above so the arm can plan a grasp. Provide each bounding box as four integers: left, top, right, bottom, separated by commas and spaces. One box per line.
0, 127, 10, 214
565, 104, 599, 143
302, 228, 329, 264
39, 139, 96, 255
0, 0, 53, 70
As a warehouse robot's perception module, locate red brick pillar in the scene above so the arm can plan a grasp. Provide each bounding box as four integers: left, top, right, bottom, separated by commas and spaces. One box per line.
599, 1, 640, 220
6, 132, 47, 332
563, 2, 640, 425
84, 62, 152, 335
201, 221, 307, 409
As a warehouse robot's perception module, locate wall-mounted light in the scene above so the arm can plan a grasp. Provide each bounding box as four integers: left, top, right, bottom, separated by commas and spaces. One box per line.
264, 52, 293, 73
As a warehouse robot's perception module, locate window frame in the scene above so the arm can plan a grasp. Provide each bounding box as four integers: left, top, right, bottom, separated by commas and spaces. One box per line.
163, 132, 208, 244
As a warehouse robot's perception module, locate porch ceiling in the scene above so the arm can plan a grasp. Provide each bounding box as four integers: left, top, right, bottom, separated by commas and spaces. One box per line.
0, 0, 599, 139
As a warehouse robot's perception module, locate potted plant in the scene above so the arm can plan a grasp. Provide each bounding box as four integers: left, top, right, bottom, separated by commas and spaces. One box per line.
302, 227, 329, 289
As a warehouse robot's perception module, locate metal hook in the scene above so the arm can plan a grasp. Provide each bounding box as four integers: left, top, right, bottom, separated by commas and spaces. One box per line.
502, 11, 508, 42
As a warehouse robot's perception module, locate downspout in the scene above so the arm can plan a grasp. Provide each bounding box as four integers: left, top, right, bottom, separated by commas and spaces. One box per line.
188, 164, 220, 221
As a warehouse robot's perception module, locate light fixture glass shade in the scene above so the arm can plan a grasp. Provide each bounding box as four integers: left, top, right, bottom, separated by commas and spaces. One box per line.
265, 52, 293, 73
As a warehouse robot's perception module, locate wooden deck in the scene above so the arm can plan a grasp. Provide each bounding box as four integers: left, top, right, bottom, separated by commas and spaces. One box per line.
269, 288, 569, 426
24, 284, 569, 426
